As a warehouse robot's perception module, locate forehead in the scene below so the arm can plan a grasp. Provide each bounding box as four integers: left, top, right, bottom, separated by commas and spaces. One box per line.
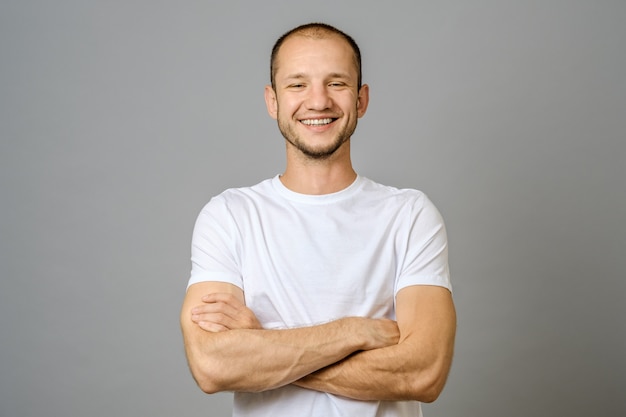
274, 35, 357, 80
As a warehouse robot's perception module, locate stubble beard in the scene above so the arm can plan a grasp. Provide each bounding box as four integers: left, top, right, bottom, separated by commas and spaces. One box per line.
277, 111, 357, 161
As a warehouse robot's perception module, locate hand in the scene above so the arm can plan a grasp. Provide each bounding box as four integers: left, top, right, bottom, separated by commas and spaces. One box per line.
191, 292, 262, 332
360, 318, 400, 350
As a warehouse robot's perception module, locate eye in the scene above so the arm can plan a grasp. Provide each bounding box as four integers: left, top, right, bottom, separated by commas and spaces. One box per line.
328, 82, 345, 87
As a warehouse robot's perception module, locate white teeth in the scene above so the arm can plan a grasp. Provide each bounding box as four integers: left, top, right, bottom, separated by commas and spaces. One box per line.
301, 118, 333, 126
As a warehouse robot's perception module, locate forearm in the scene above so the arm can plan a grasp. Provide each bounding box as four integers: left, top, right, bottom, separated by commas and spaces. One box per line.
182, 317, 392, 394
293, 340, 444, 402
294, 287, 456, 403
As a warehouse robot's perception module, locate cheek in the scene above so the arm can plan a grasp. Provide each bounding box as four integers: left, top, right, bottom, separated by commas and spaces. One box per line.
337, 95, 359, 112
279, 102, 302, 120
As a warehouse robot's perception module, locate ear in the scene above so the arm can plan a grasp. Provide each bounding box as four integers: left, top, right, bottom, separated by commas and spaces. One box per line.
264, 85, 278, 120
356, 84, 370, 118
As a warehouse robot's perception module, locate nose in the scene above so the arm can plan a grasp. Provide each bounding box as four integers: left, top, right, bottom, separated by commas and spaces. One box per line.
305, 84, 332, 111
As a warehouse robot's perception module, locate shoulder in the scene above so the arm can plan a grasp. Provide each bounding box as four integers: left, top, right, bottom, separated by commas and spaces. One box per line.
200, 177, 277, 213
359, 177, 431, 208
359, 177, 446, 228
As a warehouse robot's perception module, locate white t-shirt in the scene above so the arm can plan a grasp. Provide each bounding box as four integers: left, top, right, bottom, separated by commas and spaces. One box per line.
188, 175, 451, 417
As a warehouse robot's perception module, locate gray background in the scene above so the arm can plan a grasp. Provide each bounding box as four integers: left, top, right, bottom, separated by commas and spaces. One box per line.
1, 1, 624, 416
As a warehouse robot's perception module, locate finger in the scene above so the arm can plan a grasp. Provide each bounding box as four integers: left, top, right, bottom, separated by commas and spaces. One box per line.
192, 301, 242, 322
192, 311, 237, 329
201, 292, 244, 306
197, 294, 253, 322
192, 293, 262, 330
192, 300, 240, 315
197, 320, 229, 332
192, 306, 261, 330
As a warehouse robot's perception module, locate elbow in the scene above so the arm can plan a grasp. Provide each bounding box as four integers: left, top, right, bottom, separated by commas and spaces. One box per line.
196, 378, 221, 395
406, 375, 446, 403
187, 347, 261, 394
407, 345, 454, 403
192, 362, 266, 395
189, 359, 229, 394
183, 340, 233, 394
404, 364, 451, 403
415, 382, 444, 404
182, 327, 236, 394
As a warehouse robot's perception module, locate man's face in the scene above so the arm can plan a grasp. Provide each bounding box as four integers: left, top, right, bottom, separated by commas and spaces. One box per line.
265, 35, 369, 160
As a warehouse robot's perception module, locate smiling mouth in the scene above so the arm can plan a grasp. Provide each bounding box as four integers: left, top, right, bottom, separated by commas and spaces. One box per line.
300, 118, 336, 126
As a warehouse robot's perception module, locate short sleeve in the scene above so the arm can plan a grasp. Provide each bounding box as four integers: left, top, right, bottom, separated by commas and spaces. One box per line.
395, 193, 451, 294
187, 195, 243, 290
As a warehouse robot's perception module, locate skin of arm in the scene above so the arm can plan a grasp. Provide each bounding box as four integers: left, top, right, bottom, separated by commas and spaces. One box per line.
180, 281, 400, 394
293, 285, 457, 402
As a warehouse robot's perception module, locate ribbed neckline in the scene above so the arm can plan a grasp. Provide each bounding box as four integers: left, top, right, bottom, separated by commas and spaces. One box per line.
271, 174, 364, 205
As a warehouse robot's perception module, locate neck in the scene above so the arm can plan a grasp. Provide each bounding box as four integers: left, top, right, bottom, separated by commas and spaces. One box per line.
280, 142, 357, 195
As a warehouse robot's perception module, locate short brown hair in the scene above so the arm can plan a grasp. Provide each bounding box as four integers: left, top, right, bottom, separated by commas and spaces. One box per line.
270, 23, 362, 90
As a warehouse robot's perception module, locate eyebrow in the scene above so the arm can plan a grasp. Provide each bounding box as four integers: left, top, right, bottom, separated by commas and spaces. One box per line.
283, 72, 352, 81
283, 73, 307, 81
327, 72, 352, 80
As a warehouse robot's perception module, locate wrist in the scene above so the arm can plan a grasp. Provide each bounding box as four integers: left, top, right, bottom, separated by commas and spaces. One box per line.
337, 317, 371, 350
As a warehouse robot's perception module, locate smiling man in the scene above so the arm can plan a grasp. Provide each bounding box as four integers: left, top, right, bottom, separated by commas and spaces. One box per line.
180, 23, 456, 417
267, 31, 366, 164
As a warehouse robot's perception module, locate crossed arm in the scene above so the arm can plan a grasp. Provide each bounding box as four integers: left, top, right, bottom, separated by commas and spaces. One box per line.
180, 281, 455, 402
